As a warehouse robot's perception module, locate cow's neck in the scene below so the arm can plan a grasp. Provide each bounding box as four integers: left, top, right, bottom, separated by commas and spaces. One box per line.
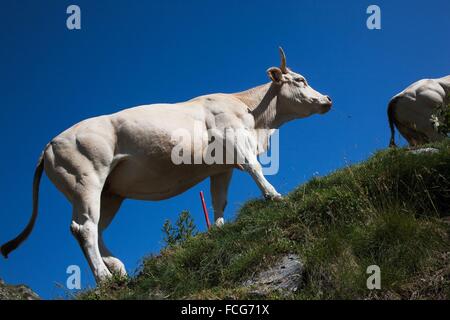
233, 83, 294, 129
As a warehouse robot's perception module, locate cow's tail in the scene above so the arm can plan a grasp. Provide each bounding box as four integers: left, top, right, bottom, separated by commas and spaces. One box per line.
1, 151, 45, 258
387, 97, 400, 148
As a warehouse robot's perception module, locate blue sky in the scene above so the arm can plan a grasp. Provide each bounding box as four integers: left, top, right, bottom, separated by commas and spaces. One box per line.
0, 0, 449, 299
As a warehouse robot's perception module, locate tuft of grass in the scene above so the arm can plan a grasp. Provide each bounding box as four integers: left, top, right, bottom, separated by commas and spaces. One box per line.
78, 140, 450, 300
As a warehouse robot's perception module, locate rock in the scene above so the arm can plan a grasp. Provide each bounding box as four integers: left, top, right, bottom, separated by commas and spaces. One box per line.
243, 254, 304, 296
409, 147, 440, 155
0, 278, 40, 300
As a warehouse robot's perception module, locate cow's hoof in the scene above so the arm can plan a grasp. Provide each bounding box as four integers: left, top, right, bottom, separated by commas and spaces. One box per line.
265, 193, 283, 202
215, 217, 225, 228
272, 195, 283, 202
95, 269, 113, 283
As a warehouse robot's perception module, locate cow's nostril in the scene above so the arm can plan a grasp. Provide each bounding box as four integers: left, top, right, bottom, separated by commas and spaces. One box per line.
326, 95, 332, 103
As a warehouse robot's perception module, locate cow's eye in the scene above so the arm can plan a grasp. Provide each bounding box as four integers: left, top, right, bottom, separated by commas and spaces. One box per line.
294, 77, 305, 83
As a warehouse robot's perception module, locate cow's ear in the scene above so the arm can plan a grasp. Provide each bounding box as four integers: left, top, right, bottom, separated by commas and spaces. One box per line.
267, 67, 283, 83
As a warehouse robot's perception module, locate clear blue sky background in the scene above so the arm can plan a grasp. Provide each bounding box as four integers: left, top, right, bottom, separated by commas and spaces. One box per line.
0, 0, 449, 299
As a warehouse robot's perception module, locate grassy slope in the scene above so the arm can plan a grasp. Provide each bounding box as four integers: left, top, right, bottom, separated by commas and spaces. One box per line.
81, 140, 450, 300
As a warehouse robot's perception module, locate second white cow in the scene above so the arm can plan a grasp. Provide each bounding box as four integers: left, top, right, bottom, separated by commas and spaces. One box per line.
388, 75, 450, 147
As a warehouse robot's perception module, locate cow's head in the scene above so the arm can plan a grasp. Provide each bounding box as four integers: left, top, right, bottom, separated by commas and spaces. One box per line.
267, 48, 332, 117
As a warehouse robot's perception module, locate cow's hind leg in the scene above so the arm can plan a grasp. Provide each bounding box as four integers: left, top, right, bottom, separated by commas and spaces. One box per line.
71, 189, 112, 282
396, 122, 429, 147
98, 192, 127, 276
44, 134, 118, 283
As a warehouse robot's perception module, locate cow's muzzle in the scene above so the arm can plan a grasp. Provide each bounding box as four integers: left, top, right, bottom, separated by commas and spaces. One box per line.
320, 96, 332, 114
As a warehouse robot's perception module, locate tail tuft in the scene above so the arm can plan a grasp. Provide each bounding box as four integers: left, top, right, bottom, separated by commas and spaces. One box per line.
1, 245, 10, 259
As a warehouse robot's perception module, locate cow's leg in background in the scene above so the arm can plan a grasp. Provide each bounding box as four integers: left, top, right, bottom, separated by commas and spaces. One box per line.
98, 192, 127, 276
210, 170, 233, 227
396, 121, 429, 147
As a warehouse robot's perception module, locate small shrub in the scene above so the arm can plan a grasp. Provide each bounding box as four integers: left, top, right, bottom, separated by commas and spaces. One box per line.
162, 210, 198, 247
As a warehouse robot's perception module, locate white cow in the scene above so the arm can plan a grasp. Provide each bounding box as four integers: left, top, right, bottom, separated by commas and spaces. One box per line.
1, 48, 332, 282
388, 75, 450, 147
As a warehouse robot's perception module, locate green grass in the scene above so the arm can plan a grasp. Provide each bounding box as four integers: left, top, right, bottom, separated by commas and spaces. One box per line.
79, 140, 450, 300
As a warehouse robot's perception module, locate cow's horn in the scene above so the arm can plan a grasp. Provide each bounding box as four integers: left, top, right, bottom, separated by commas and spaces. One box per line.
279, 47, 287, 73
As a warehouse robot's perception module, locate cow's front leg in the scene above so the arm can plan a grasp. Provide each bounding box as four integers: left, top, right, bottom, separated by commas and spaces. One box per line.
210, 170, 233, 227
241, 160, 282, 201
232, 133, 282, 201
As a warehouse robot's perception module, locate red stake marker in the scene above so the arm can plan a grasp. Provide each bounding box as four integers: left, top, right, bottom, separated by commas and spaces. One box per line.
199, 191, 211, 230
